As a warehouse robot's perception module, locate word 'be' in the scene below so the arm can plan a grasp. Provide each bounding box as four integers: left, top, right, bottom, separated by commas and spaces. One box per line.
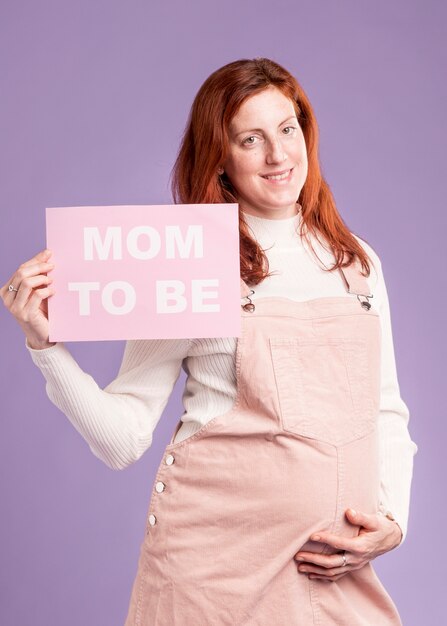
68, 280, 220, 315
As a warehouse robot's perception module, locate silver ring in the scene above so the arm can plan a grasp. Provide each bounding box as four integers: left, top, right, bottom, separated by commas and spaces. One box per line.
341, 551, 347, 567
8, 284, 19, 293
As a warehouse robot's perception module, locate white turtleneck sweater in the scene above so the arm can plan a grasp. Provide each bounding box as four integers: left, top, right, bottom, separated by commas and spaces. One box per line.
26, 209, 418, 545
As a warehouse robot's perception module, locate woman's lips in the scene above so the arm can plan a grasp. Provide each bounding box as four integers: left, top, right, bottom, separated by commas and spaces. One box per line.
261, 167, 294, 183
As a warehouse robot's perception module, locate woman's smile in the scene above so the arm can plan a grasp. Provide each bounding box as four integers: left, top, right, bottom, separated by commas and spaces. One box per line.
261, 166, 295, 183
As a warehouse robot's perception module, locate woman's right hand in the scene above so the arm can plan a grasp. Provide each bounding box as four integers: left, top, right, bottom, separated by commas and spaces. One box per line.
1, 249, 56, 350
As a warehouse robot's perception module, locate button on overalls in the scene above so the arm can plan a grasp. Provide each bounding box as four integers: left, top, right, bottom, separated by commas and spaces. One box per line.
124, 260, 402, 626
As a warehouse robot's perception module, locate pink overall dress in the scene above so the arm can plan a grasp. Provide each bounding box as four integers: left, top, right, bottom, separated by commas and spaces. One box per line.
124, 260, 403, 625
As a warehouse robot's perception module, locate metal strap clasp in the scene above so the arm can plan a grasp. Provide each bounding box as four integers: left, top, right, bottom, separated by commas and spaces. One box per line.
357, 294, 373, 310
242, 289, 255, 313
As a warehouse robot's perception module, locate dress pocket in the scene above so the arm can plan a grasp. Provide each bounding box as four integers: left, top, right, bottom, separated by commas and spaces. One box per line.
269, 336, 375, 446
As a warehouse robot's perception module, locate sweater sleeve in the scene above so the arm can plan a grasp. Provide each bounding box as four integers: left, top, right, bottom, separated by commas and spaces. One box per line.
372, 256, 418, 548
25, 337, 191, 470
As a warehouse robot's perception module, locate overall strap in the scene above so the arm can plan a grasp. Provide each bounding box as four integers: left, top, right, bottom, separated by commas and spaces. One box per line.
240, 278, 253, 298
240, 278, 255, 312
338, 258, 374, 310
338, 258, 372, 296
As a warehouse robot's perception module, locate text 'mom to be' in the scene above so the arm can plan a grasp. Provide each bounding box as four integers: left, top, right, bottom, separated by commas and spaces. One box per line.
68, 225, 221, 316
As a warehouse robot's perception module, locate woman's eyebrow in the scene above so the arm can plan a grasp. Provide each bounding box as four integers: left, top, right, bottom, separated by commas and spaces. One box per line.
234, 115, 297, 137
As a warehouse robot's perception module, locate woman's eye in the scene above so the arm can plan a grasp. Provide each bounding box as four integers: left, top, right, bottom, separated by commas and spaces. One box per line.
242, 136, 257, 145
242, 127, 296, 145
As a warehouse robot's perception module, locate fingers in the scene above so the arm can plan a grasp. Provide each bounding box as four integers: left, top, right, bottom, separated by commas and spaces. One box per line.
25, 286, 56, 319
21, 248, 53, 268
1, 249, 56, 347
295, 551, 354, 569
2, 257, 54, 308
295, 551, 361, 582
2, 249, 52, 288
308, 532, 360, 552
300, 565, 347, 582
13, 278, 55, 319
296, 557, 352, 582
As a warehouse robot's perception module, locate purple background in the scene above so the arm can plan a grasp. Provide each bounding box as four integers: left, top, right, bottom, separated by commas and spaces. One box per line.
0, 1, 443, 624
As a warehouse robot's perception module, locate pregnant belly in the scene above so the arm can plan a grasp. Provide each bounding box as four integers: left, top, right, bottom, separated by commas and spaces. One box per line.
148, 428, 380, 571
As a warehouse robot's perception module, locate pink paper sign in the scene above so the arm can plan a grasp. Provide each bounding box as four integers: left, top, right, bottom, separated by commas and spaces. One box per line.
46, 204, 241, 341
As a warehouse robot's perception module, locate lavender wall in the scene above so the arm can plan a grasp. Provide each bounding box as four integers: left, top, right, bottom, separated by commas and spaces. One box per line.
0, 1, 443, 624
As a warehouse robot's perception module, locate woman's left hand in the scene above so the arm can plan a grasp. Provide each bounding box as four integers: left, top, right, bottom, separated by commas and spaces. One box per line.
294, 508, 403, 582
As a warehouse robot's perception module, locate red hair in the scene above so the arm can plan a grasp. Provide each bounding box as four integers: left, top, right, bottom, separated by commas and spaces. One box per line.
170, 57, 374, 285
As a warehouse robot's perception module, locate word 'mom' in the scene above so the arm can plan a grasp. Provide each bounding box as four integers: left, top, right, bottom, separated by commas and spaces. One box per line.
83, 225, 204, 260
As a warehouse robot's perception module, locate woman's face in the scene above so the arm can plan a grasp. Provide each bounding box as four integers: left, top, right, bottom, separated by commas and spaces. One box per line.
222, 86, 308, 220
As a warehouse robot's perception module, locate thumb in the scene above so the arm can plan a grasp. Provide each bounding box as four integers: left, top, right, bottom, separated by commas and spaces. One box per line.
345, 508, 378, 530
38, 248, 52, 259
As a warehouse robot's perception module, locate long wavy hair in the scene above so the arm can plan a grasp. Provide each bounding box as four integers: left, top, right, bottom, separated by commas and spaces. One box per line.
170, 57, 373, 285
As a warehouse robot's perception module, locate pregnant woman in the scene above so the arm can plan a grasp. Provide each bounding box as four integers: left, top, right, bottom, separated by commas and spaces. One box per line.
2, 58, 418, 625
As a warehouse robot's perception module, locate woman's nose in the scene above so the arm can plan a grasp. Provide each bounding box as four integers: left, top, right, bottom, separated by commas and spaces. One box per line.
265, 139, 287, 164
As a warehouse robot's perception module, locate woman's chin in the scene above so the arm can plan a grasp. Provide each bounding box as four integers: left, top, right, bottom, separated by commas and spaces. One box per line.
238, 190, 301, 215
261, 196, 301, 212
